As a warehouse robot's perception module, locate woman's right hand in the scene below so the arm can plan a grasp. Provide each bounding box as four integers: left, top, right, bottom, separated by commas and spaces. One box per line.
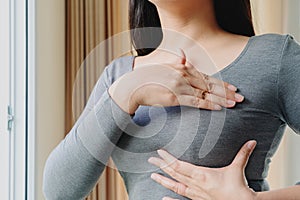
108, 51, 244, 115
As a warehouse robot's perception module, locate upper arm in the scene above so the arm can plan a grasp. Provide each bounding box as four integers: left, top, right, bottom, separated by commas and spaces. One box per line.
73, 66, 110, 127
278, 35, 300, 134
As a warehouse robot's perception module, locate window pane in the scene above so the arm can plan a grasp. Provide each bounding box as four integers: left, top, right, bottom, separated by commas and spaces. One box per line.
0, 0, 11, 199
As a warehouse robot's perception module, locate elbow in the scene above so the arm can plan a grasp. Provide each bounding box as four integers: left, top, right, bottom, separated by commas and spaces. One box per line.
43, 171, 86, 200
42, 155, 86, 200
42, 161, 66, 200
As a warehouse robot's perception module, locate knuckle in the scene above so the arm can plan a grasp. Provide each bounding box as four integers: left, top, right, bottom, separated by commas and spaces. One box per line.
192, 97, 201, 107
200, 100, 210, 108
241, 148, 250, 157
226, 90, 235, 100
178, 64, 188, 71
202, 91, 209, 100
166, 167, 176, 177
185, 64, 192, 69
208, 82, 215, 92
172, 184, 180, 194
222, 99, 228, 106
176, 184, 187, 196
173, 160, 181, 172
178, 70, 187, 78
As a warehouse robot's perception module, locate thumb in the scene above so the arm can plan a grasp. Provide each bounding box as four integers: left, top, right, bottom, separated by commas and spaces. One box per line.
231, 140, 256, 170
176, 48, 187, 65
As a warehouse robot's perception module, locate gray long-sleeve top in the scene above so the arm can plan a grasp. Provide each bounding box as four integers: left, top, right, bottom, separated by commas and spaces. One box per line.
43, 34, 300, 200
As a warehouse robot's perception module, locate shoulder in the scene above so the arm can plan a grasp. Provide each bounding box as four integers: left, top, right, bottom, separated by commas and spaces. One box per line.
250, 33, 291, 51
252, 33, 290, 42
104, 55, 134, 85
247, 34, 299, 64
251, 33, 300, 52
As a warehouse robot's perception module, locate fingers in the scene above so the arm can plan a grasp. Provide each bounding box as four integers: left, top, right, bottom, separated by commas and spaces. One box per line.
148, 150, 206, 186
177, 48, 187, 65
148, 150, 202, 186
151, 173, 188, 198
173, 50, 244, 103
156, 150, 198, 178
177, 94, 223, 110
231, 140, 257, 169
169, 63, 244, 107
162, 197, 178, 200
189, 75, 244, 103
150, 173, 205, 200
148, 156, 192, 185
181, 88, 236, 108
205, 92, 236, 108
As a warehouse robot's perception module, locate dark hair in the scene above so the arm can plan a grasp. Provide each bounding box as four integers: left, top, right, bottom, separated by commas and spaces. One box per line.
129, 0, 255, 56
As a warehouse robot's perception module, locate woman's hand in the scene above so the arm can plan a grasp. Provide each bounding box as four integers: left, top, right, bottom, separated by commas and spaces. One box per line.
148, 140, 258, 200
108, 50, 244, 115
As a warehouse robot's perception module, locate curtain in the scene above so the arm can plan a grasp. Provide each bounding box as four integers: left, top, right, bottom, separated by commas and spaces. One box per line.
65, 0, 131, 199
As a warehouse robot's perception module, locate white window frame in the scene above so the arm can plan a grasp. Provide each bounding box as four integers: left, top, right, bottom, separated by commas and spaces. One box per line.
10, 0, 27, 199
27, 0, 36, 199
0, 0, 11, 198
0, 0, 28, 199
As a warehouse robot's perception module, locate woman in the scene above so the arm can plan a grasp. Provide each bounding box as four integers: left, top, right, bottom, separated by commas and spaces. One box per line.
43, 0, 300, 199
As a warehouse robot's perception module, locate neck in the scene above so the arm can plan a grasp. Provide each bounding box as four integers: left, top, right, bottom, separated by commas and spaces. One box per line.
153, 0, 224, 45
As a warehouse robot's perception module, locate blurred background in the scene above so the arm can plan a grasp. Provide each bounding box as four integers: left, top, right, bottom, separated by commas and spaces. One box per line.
0, 0, 299, 200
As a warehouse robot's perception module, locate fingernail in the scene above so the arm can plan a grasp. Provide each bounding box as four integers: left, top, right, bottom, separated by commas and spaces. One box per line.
228, 85, 237, 91
157, 149, 163, 155
148, 157, 154, 163
227, 100, 236, 106
214, 105, 222, 110
247, 140, 257, 149
235, 93, 244, 102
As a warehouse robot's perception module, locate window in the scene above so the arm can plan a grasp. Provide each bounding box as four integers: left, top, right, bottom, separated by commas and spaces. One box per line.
0, 0, 27, 199
0, 0, 11, 198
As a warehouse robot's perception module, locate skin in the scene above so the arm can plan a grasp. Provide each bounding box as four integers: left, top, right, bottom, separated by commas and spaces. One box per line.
148, 141, 300, 200
148, 140, 259, 200
109, 51, 243, 115
108, 0, 246, 115
109, 0, 300, 198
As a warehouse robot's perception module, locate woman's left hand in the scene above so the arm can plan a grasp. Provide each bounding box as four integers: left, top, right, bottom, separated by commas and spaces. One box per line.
148, 140, 258, 200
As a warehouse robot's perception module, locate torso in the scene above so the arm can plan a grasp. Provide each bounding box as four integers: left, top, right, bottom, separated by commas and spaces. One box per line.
105, 34, 293, 199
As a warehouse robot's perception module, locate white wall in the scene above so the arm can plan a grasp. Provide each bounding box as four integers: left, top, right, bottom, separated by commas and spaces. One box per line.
36, 0, 65, 199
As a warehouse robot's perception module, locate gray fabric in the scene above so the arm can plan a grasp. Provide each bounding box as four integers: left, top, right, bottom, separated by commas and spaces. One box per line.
43, 34, 300, 200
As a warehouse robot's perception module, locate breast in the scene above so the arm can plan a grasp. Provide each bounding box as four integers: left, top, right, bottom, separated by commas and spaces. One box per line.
113, 66, 284, 181
113, 95, 284, 180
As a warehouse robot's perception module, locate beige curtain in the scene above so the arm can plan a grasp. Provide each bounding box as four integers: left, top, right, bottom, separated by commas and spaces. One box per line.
65, 0, 131, 199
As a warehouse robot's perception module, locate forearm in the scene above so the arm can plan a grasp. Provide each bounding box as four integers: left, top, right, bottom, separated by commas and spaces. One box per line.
43, 130, 106, 200
256, 186, 300, 200
43, 90, 134, 199
77, 89, 133, 161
